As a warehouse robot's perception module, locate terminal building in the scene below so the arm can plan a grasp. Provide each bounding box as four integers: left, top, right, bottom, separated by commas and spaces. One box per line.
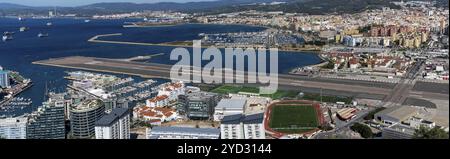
374, 106, 419, 126
95, 108, 131, 139
375, 106, 441, 139
220, 113, 266, 139
0, 116, 27, 139
146, 126, 220, 139
70, 99, 105, 139
26, 97, 66, 139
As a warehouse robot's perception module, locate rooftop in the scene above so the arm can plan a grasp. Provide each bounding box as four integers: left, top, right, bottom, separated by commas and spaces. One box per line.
376, 106, 419, 122
221, 113, 264, 125
95, 108, 130, 127
71, 99, 104, 112
215, 99, 247, 110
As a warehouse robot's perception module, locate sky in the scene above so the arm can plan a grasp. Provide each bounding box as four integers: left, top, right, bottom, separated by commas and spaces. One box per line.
0, 0, 217, 7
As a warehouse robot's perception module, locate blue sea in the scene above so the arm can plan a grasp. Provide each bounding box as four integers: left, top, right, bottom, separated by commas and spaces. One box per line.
0, 18, 321, 116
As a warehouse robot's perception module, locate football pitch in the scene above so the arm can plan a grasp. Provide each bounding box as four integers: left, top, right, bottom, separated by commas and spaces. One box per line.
269, 104, 319, 133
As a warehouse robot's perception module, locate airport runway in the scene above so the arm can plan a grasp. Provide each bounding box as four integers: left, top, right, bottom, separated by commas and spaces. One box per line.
33, 56, 448, 103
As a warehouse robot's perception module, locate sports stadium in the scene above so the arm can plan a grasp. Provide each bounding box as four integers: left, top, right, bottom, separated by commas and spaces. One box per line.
264, 100, 325, 138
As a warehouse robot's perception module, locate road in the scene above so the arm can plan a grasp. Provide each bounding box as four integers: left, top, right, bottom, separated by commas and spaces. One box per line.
313, 109, 370, 139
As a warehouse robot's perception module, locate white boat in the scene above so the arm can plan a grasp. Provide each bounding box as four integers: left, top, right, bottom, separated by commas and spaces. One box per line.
2, 35, 12, 41
38, 33, 48, 38
19, 27, 29, 32
18, 17, 23, 21
84, 19, 91, 23
46, 22, 53, 26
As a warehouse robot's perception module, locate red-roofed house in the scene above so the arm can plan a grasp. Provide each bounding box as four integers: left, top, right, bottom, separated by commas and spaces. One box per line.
146, 95, 169, 107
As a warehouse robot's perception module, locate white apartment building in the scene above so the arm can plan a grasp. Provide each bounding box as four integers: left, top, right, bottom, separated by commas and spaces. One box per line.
0, 116, 27, 139
220, 113, 265, 139
157, 82, 185, 102
95, 108, 130, 139
146, 95, 169, 107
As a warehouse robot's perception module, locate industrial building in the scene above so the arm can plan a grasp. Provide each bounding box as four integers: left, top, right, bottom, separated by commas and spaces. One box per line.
213, 98, 246, 121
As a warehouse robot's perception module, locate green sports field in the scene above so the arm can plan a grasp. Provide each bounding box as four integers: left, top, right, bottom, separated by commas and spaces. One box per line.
269, 104, 319, 133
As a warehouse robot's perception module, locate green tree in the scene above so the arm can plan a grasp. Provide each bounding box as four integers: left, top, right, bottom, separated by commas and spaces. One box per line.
413, 126, 449, 139
322, 60, 335, 69
350, 123, 373, 138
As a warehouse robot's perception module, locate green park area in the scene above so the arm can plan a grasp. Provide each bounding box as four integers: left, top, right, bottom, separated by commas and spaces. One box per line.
210, 85, 298, 99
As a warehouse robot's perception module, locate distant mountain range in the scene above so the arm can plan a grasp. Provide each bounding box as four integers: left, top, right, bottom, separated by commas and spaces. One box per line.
0, 0, 294, 16
0, 3, 31, 9
79, 0, 295, 12
0, 0, 447, 16
0, 0, 292, 11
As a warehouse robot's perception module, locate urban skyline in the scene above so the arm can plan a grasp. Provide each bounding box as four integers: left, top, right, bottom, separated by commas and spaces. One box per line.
0, 0, 448, 141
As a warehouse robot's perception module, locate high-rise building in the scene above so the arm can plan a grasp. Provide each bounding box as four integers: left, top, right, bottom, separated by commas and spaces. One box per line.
26, 95, 66, 139
220, 113, 266, 139
70, 99, 105, 139
178, 92, 220, 120
0, 70, 10, 88
95, 108, 130, 139
0, 116, 27, 139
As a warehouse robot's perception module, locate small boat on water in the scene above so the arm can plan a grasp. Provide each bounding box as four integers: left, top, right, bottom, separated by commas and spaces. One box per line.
84, 19, 91, 23
3, 31, 14, 35
18, 17, 24, 21
46, 22, 53, 26
19, 27, 29, 32
2, 32, 13, 41
2, 35, 9, 41
38, 33, 49, 38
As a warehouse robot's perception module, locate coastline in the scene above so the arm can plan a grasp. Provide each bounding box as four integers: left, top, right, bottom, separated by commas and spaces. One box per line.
88, 32, 324, 72
88, 33, 322, 53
